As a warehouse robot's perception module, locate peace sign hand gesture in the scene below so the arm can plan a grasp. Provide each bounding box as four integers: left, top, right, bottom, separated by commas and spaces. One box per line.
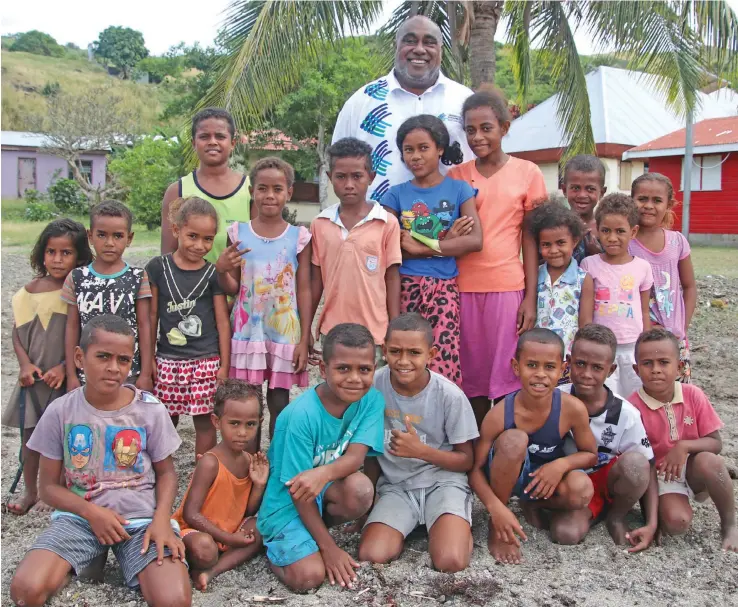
216, 240, 251, 274
388, 416, 427, 460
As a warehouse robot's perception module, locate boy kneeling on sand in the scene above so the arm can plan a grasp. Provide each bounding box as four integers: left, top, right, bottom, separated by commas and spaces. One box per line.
630, 328, 737, 551
359, 313, 479, 572
10, 315, 190, 607
469, 328, 598, 564
555, 324, 659, 551
257, 323, 385, 591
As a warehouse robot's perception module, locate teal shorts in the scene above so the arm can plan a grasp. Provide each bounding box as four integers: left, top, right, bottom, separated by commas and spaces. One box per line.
264, 485, 330, 568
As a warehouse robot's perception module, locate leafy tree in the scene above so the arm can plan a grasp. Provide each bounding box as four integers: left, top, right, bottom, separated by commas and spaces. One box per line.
93, 26, 149, 79
195, 0, 738, 162
109, 138, 181, 230
48, 176, 86, 213
10, 30, 65, 57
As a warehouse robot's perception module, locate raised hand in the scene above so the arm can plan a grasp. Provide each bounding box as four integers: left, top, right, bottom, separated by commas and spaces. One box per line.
216, 240, 251, 274
249, 451, 270, 487
388, 416, 427, 460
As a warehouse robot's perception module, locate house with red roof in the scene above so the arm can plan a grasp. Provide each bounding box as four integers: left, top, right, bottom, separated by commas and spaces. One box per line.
623, 116, 738, 242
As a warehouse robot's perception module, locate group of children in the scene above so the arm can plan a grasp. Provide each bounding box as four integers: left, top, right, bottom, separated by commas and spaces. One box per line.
5, 87, 736, 606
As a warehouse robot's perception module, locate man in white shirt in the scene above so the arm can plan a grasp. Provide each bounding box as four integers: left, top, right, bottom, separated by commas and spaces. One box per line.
332, 15, 474, 202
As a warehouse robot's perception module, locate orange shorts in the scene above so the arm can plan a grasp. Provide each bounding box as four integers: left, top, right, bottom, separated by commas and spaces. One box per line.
587, 457, 618, 520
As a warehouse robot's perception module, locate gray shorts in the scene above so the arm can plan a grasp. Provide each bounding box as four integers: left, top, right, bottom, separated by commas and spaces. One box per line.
31, 515, 184, 588
365, 481, 473, 537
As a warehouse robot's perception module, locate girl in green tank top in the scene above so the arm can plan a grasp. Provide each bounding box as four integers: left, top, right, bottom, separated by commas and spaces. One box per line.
161, 108, 252, 264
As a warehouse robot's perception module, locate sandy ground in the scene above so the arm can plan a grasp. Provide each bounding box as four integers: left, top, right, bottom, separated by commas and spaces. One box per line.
2, 249, 737, 607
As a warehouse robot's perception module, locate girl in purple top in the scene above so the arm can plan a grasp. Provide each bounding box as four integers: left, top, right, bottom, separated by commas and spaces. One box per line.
629, 173, 697, 383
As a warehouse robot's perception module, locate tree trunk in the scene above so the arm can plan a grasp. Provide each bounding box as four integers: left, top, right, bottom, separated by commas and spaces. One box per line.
469, 0, 503, 89
317, 122, 330, 210
448, 1, 461, 80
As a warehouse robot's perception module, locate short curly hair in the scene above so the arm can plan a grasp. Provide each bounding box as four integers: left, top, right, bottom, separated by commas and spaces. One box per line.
90, 200, 133, 232
594, 193, 639, 228
527, 199, 585, 243
213, 379, 262, 417
562, 155, 606, 187
327, 137, 373, 172
249, 156, 295, 189
635, 327, 680, 361
572, 324, 617, 361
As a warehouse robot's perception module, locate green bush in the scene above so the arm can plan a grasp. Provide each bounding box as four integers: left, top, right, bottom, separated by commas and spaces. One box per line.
109, 137, 180, 229
24, 191, 57, 221
10, 30, 65, 57
48, 178, 86, 213
282, 206, 298, 226
41, 81, 61, 97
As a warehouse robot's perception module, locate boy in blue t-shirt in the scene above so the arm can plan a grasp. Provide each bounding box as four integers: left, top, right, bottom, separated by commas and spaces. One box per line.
257, 323, 384, 592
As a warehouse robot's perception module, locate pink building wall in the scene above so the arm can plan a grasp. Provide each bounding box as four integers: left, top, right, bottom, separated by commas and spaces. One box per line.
1, 150, 106, 198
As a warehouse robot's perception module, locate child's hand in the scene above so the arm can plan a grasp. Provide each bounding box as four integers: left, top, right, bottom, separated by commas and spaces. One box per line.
86, 504, 131, 545
658, 443, 688, 483
228, 527, 257, 548
388, 416, 427, 460
142, 517, 186, 565
293, 340, 309, 374
216, 240, 251, 274
41, 363, 65, 390
524, 460, 566, 500
135, 373, 154, 393
320, 543, 360, 588
308, 333, 322, 367
286, 467, 331, 502
445, 216, 474, 240
19, 363, 42, 387
216, 366, 229, 385
583, 230, 603, 256
249, 451, 270, 487
400, 230, 426, 255
490, 504, 528, 546
516, 296, 536, 335
626, 525, 656, 553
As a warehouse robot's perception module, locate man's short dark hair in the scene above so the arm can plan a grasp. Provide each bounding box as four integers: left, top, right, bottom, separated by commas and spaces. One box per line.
635, 328, 680, 361
515, 328, 565, 361
385, 313, 433, 347
327, 138, 374, 172
90, 200, 133, 232
595, 193, 639, 228
323, 323, 375, 363
213, 379, 262, 417
572, 324, 618, 362
562, 155, 606, 187
79, 314, 134, 352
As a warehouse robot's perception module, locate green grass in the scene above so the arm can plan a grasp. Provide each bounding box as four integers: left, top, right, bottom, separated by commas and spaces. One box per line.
2, 199, 161, 250
690, 246, 738, 279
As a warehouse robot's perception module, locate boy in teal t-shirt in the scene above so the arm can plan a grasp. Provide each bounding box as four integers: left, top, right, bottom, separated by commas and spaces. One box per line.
257, 324, 384, 592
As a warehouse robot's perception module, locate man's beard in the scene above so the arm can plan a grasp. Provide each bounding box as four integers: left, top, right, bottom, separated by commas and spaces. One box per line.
394, 63, 440, 92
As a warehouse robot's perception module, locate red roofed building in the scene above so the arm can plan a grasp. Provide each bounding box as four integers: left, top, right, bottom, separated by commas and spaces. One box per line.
623, 116, 738, 240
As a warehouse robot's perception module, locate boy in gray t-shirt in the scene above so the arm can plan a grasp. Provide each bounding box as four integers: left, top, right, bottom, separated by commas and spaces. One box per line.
358, 314, 478, 573
10, 315, 190, 607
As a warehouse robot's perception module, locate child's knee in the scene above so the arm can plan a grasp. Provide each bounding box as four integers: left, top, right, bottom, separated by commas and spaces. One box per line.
283, 559, 326, 592
186, 534, 219, 568
613, 452, 651, 491
559, 471, 594, 509
494, 429, 529, 459
550, 517, 589, 545
690, 451, 725, 479
431, 545, 470, 573
659, 503, 693, 536
341, 473, 374, 517
358, 539, 401, 565
10, 570, 49, 607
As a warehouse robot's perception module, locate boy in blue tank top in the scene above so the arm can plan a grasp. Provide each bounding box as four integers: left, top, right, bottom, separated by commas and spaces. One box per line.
469, 328, 598, 565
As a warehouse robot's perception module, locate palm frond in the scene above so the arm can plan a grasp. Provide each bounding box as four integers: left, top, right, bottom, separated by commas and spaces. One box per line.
686, 0, 738, 83
528, 1, 595, 160
581, 1, 704, 119
183, 0, 384, 168
505, 0, 533, 110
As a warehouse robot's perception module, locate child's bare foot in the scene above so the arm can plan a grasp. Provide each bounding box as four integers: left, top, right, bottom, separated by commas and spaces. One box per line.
521, 502, 548, 530
30, 499, 53, 513
606, 515, 630, 545
488, 535, 523, 565
6, 491, 38, 515
722, 525, 738, 552
192, 570, 212, 591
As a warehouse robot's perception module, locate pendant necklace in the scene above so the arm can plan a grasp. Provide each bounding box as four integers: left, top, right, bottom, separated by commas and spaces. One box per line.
162, 255, 215, 346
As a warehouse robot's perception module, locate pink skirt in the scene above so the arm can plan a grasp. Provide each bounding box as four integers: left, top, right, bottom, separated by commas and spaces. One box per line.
154, 355, 219, 416
460, 291, 523, 400
230, 339, 308, 390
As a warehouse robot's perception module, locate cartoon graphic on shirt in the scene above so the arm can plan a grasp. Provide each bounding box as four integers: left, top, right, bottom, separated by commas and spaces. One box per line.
67, 424, 93, 469
104, 426, 145, 473
413, 213, 444, 238
433, 200, 454, 229
654, 271, 675, 319
401, 210, 416, 230
268, 263, 301, 344
594, 275, 636, 319
619, 275, 635, 301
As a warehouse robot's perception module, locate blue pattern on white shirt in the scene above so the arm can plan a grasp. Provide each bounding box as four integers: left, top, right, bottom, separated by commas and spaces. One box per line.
536, 258, 587, 354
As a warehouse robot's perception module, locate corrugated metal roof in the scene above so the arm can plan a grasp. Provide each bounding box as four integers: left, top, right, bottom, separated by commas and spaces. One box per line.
1, 131, 110, 151
503, 67, 738, 154
623, 116, 738, 159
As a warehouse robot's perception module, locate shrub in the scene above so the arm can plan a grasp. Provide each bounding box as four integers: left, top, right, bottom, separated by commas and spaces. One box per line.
109, 137, 180, 229
48, 178, 86, 213
24, 191, 57, 221
10, 30, 65, 57
41, 81, 61, 97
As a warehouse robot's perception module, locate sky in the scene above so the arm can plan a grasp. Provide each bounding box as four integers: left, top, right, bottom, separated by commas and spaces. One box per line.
3, 0, 738, 57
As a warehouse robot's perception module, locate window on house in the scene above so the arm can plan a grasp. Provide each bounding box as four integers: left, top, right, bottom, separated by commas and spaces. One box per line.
619, 161, 633, 191
680, 155, 723, 191
69, 160, 93, 183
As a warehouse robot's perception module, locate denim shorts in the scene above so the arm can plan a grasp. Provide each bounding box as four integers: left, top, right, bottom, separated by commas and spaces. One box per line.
264, 485, 331, 567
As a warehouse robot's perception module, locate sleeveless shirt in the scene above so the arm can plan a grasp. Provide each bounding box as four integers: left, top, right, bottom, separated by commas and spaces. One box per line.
179, 171, 251, 264
503, 388, 566, 468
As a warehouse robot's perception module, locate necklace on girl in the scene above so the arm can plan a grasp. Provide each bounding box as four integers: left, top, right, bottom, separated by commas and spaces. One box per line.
162, 255, 215, 346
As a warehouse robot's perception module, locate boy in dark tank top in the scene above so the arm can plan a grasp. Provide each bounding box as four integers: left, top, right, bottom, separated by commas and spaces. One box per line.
468, 328, 598, 564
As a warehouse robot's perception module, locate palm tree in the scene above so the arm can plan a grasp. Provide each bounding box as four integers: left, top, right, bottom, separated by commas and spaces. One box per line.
190, 0, 738, 166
